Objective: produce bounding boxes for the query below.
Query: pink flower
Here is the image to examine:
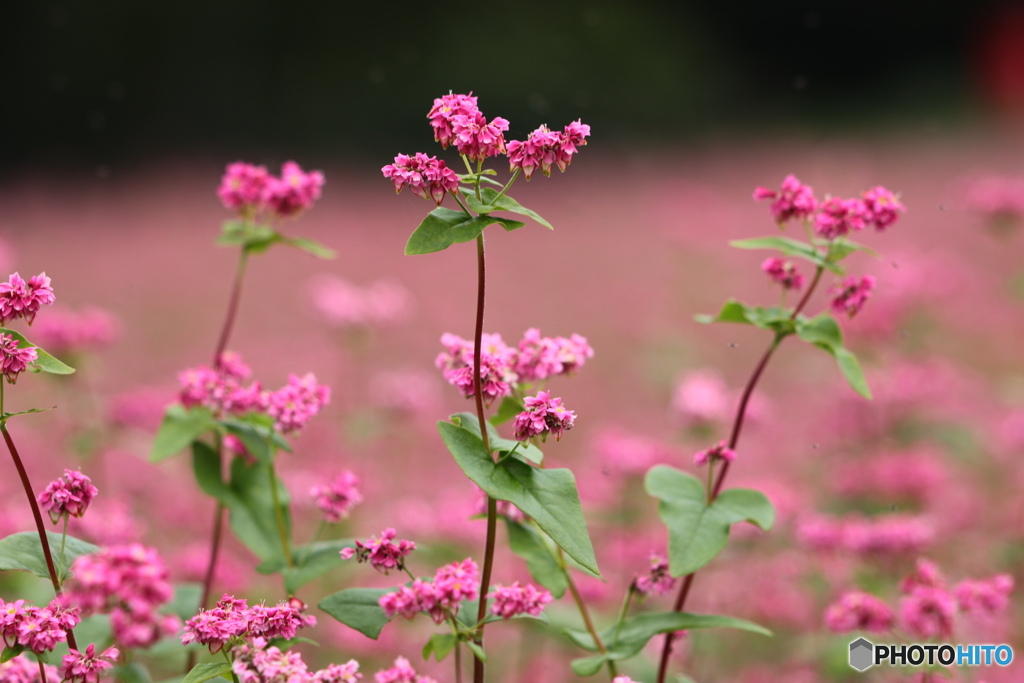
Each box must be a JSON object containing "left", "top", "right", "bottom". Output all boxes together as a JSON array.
[
  {"left": 433, "top": 558, "right": 480, "bottom": 609},
  {"left": 513, "top": 390, "right": 576, "bottom": 442},
  {"left": 428, "top": 93, "right": 480, "bottom": 149},
  {"left": 379, "top": 580, "right": 440, "bottom": 623},
  {"left": 0, "top": 272, "right": 56, "bottom": 326},
  {"left": 693, "top": 440, "right": 736, "bottom": 466},
  {"left": 671, "top": 370, "right": 730, "bottom": 424},
  {"left": 341, "top": 528, "right": 416, "bottom": 575},
  {"left": 313, "top": 661, "right": 362, "bottom": 683},
  {"left": 309, "top": 276, "right": 412, "bottom": 328},
  {"left": 265, "top": 372, "right": 331, "bottom": 435},
  {"left": 311, "top": 472, "right": 363, "bottom": 523},
  {"left": 1, "top": 599, "right": 80, "bottom": 654},
  {"left": 829, "top": 275, "right": 876, "bottom": 318},
  {"left": 824, "top": 591, "right": 894, "bottom": 633},
  {"left": 899, "top": 559, "right": 946, "bottom": 594},
  {"left": 30, "top": 307, "right": 119, "bottom": 356},
  {"left": 954, "top": 574, "right": 1013, "bottom": 615},
  {"left": 814, "top": 197, "right": 868, "bottom": 240},
  {"left": 374, "top": 656, "right": 436, "bottom": 683},
  {"left": 59, "top": 644, "right": 119, "bottom": 683},
  {"left": 489, "top": 582, "right": 552, "bottom": 619},
  {"left": 381, "top": 153, "right": 459, "bottom": 206},
  {"left": 861, "top": 186, "right": 905, "bottom": 231},
  {"left": 451, "top": 112, "right": 509, "bottom": 162},
  {"left": 435, "top": 333, "right": 516, "bottom": 406},
  {"left": 38, "top": 469, "right": 98, "bottom": 523},
  {"left": 753, "top": 175, "right": 817, "bottom": 223},
  {"left": 0, "top": 333, "right": 38, "bottom": 384},
  {"left": 612, "top": 678, "right": 639, "bottom": 683},
  {"left": 761, "top": 257, "right": 805, "bottom": 290},
  {"left": 218, "top": 162, "right": 271, "bottom": 213},
  {"left": 507, "top": 121, "right": 591, "bottom": 180},
  {"left": 262, "top": 161, "right": 324, "bottom": 217},
  {"left": 233, "top": 643, "right": 310, "bottom": 683},
  {"left": 182, "top": 595, "right": 314, "bottom": 652},
  {"left": 900, "top": 587, "right": 956, "bottom": 640},
  {"left": 1, "top": 654, "right": 58, "bottom": 683},
  {"left": 634, "top": 553, "right": 676, "bottom": 596}
]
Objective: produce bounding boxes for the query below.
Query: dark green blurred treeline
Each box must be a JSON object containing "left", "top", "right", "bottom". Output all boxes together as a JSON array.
[{"left": 0, "top": 0, "right": 1007, "bottom": 172}]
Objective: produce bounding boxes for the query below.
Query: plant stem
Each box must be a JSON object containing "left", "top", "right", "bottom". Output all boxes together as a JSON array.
[
  {"left": 268, "top": 464, "right": 294, "bottom": 570},
  {"left": 559, "top": 548, "right": 617, "bottom": 679},
  {"left": 212, "top": 248, "right": 250, "bottom": 367},
  {"left": 454, "top": 641, "right": 463, "bottom": 683},
  {"left": 489, "top": 169, "right": 520, "bottom": 204},
  {"left": 1, "top": 423, "right": 77, "bottom": 651},
  {"left": 471, "top": 233, "right": 495, "bottom": 683},
  {"left": 38, "top": 658, "right": 48, "bottom": 683},
  {"left": 656, "top": 264, "right": 827, "bottom": 683},
  {"left": 610, "top": 587, "right": 635, "bottom": 646},
  {"left": 59, "top": 517, "right": 68, "bottom": 578}
]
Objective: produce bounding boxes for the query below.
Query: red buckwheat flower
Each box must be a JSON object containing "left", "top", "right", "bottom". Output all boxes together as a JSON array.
[
  {"left": 824, "top": 591, "right": 894, "bottom": 633},
  {"left": 829, "top": 275, "right": 876, "bottom": 318},
  {"left": 382, "top": 153, "right": 459, "bottom": 206},
  {"left": 0, "top": 333, "right": 38, "bottom": 384},
  {"left": 693, "top": 441, "right": 736, "bottom": 466},
  {"left": 0, "top": 272, "right": 55, "bottom": 326},
  {"left": 341, "top": 528, "right": 416, "bottom": 575},
  {"left": 38, "top": 469, "right": 98, "bottom": 523},
  {"left": 513, "top": 391, "right": 576, "bottom": 442},
  {"left": 59, "top": 644, "right": 119, "bottom": 683},
  {"left": 761, "top": 257, "right": 805, "bottom": 290},
  {"left": 753, "top": 175, "right": 817, "bottom": 224}
]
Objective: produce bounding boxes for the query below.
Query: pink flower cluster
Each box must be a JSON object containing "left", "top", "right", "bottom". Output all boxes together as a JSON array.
[
  {"left": 428, "top": 92, "right": 510, "bottom": 161},
  {"left": 179, "top": 354, "right": 330, "bottom": 436},
  {"left": 60, "top": 644, "right": 119, "bottom": 683},
  {"left": 761, "top": 257, "right": 805, "bottom": 291},
  {"left": 0, "top": 272, "right": 55, "bottom": 326},
  {"left": 824, "top": 591, "right": 894, "bottom": 633},
  {"left": 374, "top": 656, "right": 436, "bottom": 683},
  {"left": 31, "top": 307, "right": 119, "bottom": 355},
  {"left": 378, "top": 558, "right": 480, "bottom": 624},
  {"left": 381, "top": 153, "right": 459, "bottom": 206},
  {"left": 829, "top": 275, "right": 876, "bottom": 318},
  {"left": 797, "top": 514, "right": 934, "bottom": 556},
  {"left": 181, "top": 594, "right": 316, "bottom": 653},
  {"left": 311, "top": 471, "right": 363, "bottom": 523},
  {"left": 0, "top": 333, "right": 38, "bottom": 384},
  {"left": 0, "top": 598, "right": 80, "bottom": 654},
  {"left": 436, "top": 330, "right": 593, "bottom": 405},
  {"left": 693, "top": 440, "right": 736, "bottom": 466},
  {"left": 513, "top": 390, "right": 576, "bottom": 442},
  {"left": 964, "top": 174, "right": 1024, "bottom": 221},
  {"left": 231, "top": 641, "right": 359, "bottom": 683},
  {"left": 634, "top": 553, "right": 676, "bottom": 596},
  {"left": 507, "top": 120, "right": 591, "bottom": 180},
  {"left": 341, "top": 528, "right": 416, "bottom": 575},
  {"left": 489, "top": 582, "right": 553, "bottom": 619},
  {"left": 218, "top": 161, "right": 324, "bottom": 217},
  {"left": 309, "top": 275, "right": 412, "bottom": 329},
  {"left": 37, "top": 469, "right": 98, "bottom": 523},
  {"left": 753, "top": 175, "right": 904, "bottom": 238},
  {"left": 671, "top": 369, "right": 731, "bottom": 425},
  {"left": 0, "top": 655, "right": 58, "bottom": 683},
  {"left": 61, "top": 544, "right": 177, "bottom": 649}
]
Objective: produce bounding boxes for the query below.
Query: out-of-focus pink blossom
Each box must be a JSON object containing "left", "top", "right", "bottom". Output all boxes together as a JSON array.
[
  {"left": 900, "top": 586, "right": 956, "bottom": 640},
  {"left": 954, "top": 575, "right": 1013, "bottom": 615},
  {"left": 814, "top": 197, "right": 868, "bottom": 240},
  {"left": 507, "top": 121, "right": 591, "bottom": 180},
  {"left": 761, "top": 257, "right": 805, "bottom": 290},
  {"left": 341, "top": 528, "right": 416, "bottom": 575},
  {"left": 832, "top": 448, "right": 949, "bottom": 502},
  {"left": 513, "top": 390, "right": 576, "bottom": 442},
  {"left": 374, "top": 656, "right": 436, "bottom": 683},
  {"left": 752, "top": 175, "right": 817, "bottom": 224},
  {"left": 861, "top": 186, "right": 905, "bottom": 230},
  {"left": 0, "top": 333, "right": 38, "bottom": 384},
  {"left": 107, "top": 387, "right": 168, "bottom": 431},
  {"left": 381, "top": 153, "right": 458, "bottom": 206},
  {"left": 262, "top": 161, "right": 325, "bottom": 217},
  {"left": 0, "top": 272, "right": 55, "bottom": 326},
  {"left": 232, "top": 642, "right": 311, "bottom": 683},
  {"left": 634, "top": 553, "right": 676, "bottom": 596},
  {"left": 59, "top": 644, "right": 119, "bottom": 683},
  {"left": 693, "top": 440, "right": 736, "bottom": 466},
  {"left": 671, "top": 370, "right": 730, "bottom": 425},
  {"left": 1, "top": 655, "right": 58, "bottom": 683},
  {"left": 370, "top": 370, "right": 438, "bottom": 415},
  {"left": 218, "top": 162, "right": 270, "bottom": 213},
  {"left": 797, "top": 514, "right": 934, "bottom": 555},
  {"left": 31, "top": 307, "right": 119, "bottom": 356},
  {"left": 309, "top": 275, "right": 413, "bottom": 329},
  {"left": 312, "top": 660, "right": 362, "bottom": 683},
  {"left": 311, "top": 471, "right": 363, "bottom": 523},
  {"left": 38, "top": 469, "right": 98, "bottom": 523},
  {"left": 963, "top": 174, "right": 1024, "bottom": 222},
  {"left": 824, "top": 591, "right": 894, "bottom": 633},
  {"left": 265, "top": 372, "right": 331, "bottom": 435},
  {"left": 595, "top": 429, "right": 668, "bottom": 474},
  {"left": 899, "top": 559, "right": 947, "bottom": 594},
  {"left": 489, "top": 582, "right": 553, "bottom": 619},
  {"left": 829, "top": 275, "right": 876, "bottom": 318}
]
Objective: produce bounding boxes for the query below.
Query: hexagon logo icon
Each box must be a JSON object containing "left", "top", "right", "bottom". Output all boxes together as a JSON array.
[{"left": 849, "top": 637, "right": 874, "bottom": 672}]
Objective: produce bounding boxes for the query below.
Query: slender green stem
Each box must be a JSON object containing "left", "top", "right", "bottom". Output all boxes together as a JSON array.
[
  {"left": 495, "top": 442, "right": 521, "bottom": 464},
  {"left": 1, "top": 423, "right": 77, "bottom": 651},
  {"left": 268, "top": 465, "right": 294, "bottom": 569},
  {"left": 298, "top": 521, "right": 327, "bottom": 564},
  {"left": 222, "top": 650, "right": 241, "bottom": 683},
  {"left": 558, "top": 548, "right": 617, "bottom": 679},
  {"left": 489, "top": 169, "right": 520, "bottom": 204},
  {"left": 450, "top": 191, "right": 472, "bottom": 216},
  {"left": 58, "top": 516, "right": 68, "bottom": 579},
  {"left": 705, "top": 461, "right": 715, "bottom": 505},
  {"left": 610, "top": 586, "right": 635, "bottom": 646}
]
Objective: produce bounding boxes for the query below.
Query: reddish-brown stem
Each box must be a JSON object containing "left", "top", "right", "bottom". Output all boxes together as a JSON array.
[
  {"left": 471, "top": 233, "right": 495, "bottom": 683},
  {"left": 212, "top": 249, "right": 249, "bottom": 367},
  {"left": 2, "top": 423, "right": 78, "bottom": 651},
  {"left": 656, "top": 265, "right": 826, "bottom": 683},
  {"left": 38, "top": 658, "right": 48, "bottom": 683},
  {"left": 562, "top": 553, "right": 617, "bottom": 678}
]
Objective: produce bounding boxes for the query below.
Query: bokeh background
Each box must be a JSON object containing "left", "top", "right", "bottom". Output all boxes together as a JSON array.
[{"left": 3, "top": 2, "right": 1024, "bottom": 682}]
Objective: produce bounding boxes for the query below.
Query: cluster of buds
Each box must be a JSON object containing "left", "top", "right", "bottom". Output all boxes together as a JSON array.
[
  {"left": 311, "top": 471, "right": 363, "bottom": 523},
  {"left": 341, "top": 528, "right": 416, "bottom": 575},
  {"left": 513, "top": 391, "right": 576, "bottom": 442},
  {"left": 693, "top": 441, "right": 736, "bottom": 467},
  {"left": 217, "top": 161, "right": 324, "bottom": 218},
  {"left": 37, "top": 469, "right": 98, "bottom": 524}
]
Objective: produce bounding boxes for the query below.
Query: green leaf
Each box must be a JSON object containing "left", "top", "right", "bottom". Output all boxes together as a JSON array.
[
  {"left": 115, "top": 662, "right": 153, "bottom": 683},
  {"left": 490, "top": 395, "right": 525, "bottom": 426},
  {"left": 452, "top": 412, "right": 543, "bottom": 464},
  {"left": 820, "top": 238, "right": 880, "bottom": 263},
  {"left": 151, "top": 405, "right": 216, "bottom": 462},
  {"left": 729, "top": 236, "right": 841, "bottom": 274},
  {"left": 220, "top": 418, "right": 288, "bottom": 465},
  {"left": 0, "top": 531, "right": 98, "bottom": 581},
  {"left": 218, "top": 221, "right": 334, "bottom": 259},
  {"left": 182, "top": 663, "right": 233, "bottom": 683},
  {"left": 1, "top": 407, "right": 56, "bottom": 421},
  {"left": 465, "top": 641, "right": 487, "bottom": 663},
  {"left": 278, "top": 236, "right": 336, "bottom": 259},
  {"left": 404, "top": 208, "right": 524, "bottom": 255},
  {"left": 319, "top": 587, "right": 394, "bottom": 639},
  {"left": 460, "top": 188, "right": 554, "bottom": 229},
  {"left": 192, "top": 441, "right": 228, "bottom": 498},
  {"left": 0, "top": 328, "right": 75, "bottom": 375},
  {"left": 281, "top": 539, "right": 354, "bottom": 594},
  {"left": 422, "top": 633, "right": 457, "bottom": 662},
  {"left": 505, "top": 520, "right": 568, "bottom": 598},
  {"left": 1, "top": 644, "right": 25, "bottom": 663},
  {"left": 694, "top": 300, "right": 794, "bottom": 335},
  {"left": 438, "top": 421, "right": 598, "bottom": 574},
  {"left": 795, "top": 314, "right": 872, "bottom": 399},
  {"left": 163, "top": 583, "right": 202, "bottom": 621},
  {"left": 645, "top": 466, "right": 775, "bottom": 577}
]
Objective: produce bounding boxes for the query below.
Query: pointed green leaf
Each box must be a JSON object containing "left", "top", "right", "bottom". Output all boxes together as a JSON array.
[
  {"left": 795, "top": 314, "right": 872, "bottom": 399},
  {"left": 465, "top": 641, "right": 487, "bottom": 663},
  {"left": 645, "top": 466, "right": 774, "bottom": 577},
  {"left": 281, "top": 539, "right": 354, "bottom": 594},
  {"left": 1, "top": 645, "right": 25, "bottom": 663},
  {"left": 115, "top": 662, "right": 153, "bottom": 683},
  {"left": 0, "top": 532, "right": 98, "bottom": 581},
  {"left": 438, "top": 421, "right": 597, "bottom": 574},
  {"left": 1, "top": 407, "right": 56, "bottom": 421},
  {"left": 452, "top": 412, "right": 543, "bottom": 464},
  {"left": 404, "top": 208, "right": 523, "bottom": 255},
  {"left": 163, "top": 583, "right": 202, "bottom": 621},
  {"left": 182, "top": 663, "right": 233, "bottom": 683},
  {"left": 422, "top": 633, "right": 457, "bottom": 662},
  {"left": 730, "top": 236, "right": 840, "bottom": 273},
  {"left": 491, "top": 395, "right": 525, "bottom": 426},
  {"left": 279, "top": 235, "right": 336, "bottom": 259},
  {"left": 461, "top": 188, "right": 553, "bottom": 229},
  {"left": 694, "top": 300, "right": 794, "bottom": 335},
  {"left": 0, "top": 328, "right": 75, "bottom": 375},
  {"left": 318, "top": 587, "right": 394, "bottom": 639},
  {"left": 151, "top": 405, "right": 216, "bottom": 462},
  {"left": 505, "top": 520, "right": 568, "bottom": 598}
]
